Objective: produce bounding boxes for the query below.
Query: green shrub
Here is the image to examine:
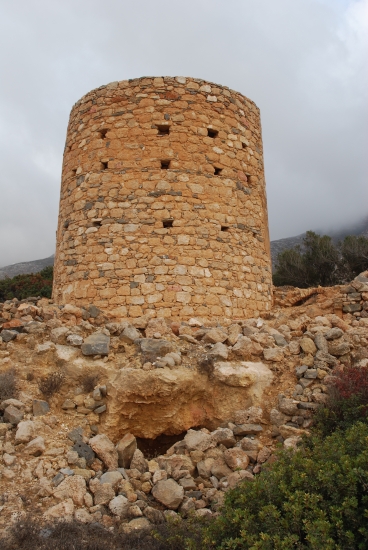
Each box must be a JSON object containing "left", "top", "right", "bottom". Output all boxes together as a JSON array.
[
  {"left": 273, "top": 231, "right": 368, "bottom": 288},
  {"left": 202, "top": 423, "right": 368, "bottom": 549},
  {"left": 314, "top": 365, "right": 368, "bottom": 436},
  {"left": 0, "top": 266, "right": 53, "bottom": 301}
]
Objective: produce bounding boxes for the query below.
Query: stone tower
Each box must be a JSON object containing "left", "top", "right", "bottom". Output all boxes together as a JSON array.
[{"left": 53, "top": 76, "right": 272, "bottom": 321}]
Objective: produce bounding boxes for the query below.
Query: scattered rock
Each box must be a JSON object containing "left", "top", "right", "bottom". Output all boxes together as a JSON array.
[
  {"left": 25, "top": 436, "right": 45, "bottom": 456},
  {"left": 32, "top": 399, "right": 50, "bottom": 417},
  {"left": 89, "top": 434, "right": 118, "bottom": 469},
  {"left": 152, "top": 479, "right": 184, "bottom": 510},
  {"left": 81, "top": 333, "right": 110, "bottom": 356},
  {"left": 109, "top": 494, "right": 130, "bottom": 517}
]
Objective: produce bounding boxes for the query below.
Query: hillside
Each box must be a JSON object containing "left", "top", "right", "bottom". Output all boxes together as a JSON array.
[
  {"left": 0, "top": 270, "right": 367, "bottom": 545},
  {"left": 0, "top": 255, "right": 54, "bottom": 280}
]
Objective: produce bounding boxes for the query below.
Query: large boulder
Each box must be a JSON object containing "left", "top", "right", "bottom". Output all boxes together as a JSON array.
[
  {"left": 53, "top": 475, "right": 86, "bottom": 506},
  {"left": 15, "top": 420, "right": 36, "bottom": 443},
  {"left": 116, "top": 433, "right": 137, "bottom": 468},
  {"left": 152, "top": 479, "right": 184, "bottom": 510},
  {"left": 224, "top": 448, "right": 250, "bottom": 470},
  {"left": 138, "top": 338, "right": 174, "bottom": 356},
  {"left": 89, "top": 434, "right": 118, "bottom": 469},
  {"left": 213, "top": 362, "right": 273, "bottom": 394},
  {"left": 99, "top": 471, "right": 123, "bottom": 489},
  {"left": 81, "top": 333, "right": 110, "bottom": 356},
  {"left": 109, "top": 495, "right": 130, "bottom": 517},
  {"left": 104, "top": 361, "right": 273, "bottom": 439},
  {"left": 184, "top": 430, "right": 214, "bottom": 452},
  {"left": 25, "top": 436, "right": 45, "bottom": 456},
  {"left": 232, "top": 336, "right": 263, "bottom": 359}
]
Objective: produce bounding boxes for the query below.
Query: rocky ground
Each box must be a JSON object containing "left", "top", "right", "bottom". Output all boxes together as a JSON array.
[{"left": 0, "top": 272, "right": 367, "bottom": 535}]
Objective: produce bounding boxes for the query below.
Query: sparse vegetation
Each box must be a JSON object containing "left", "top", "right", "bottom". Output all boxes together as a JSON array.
[
  {"left": 0, "top": 266, "right": 53, "bottom": 301},
  {"left": 38, "top": 371, "right": 64, "bottom": 397},
  {"left": 81, "top": 373, "right": 99, "bottom": 393},
  {"left": 0, "top": 368, "right": 17, "bottom": 400},
  {"left": 273, "top": 231, "right": 368, "bottom": 287},
  {"left": 0, "top": 516, "right": 205, "bottom": 550},
  {"left": 314, "top": 365, "right": 368, "bottom": 436},
  {"left": 197, "top": 355, "right": 215, "bottom": 378}
]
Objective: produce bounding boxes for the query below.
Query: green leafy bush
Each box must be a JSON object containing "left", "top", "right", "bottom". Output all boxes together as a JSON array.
[
  {"left": 273, "top": 231, "right": 368, "bottom": 287},
  {"left": 314, "top": 365, "right": 368, "bottom": 436},
  {"left": 202, "top": 423, "right": 368, "bottom": 549},
  {"left": 0, "top": 266, "right": 53, "bottom": 301}
]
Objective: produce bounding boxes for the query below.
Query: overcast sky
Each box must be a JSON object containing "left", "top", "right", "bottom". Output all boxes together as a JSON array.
[{"left": 0, "top": 0, "right": 367, "bottom": 267}]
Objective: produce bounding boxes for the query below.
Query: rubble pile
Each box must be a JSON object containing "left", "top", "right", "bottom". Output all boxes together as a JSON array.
[{"left": 0, "top": 271, "right": 367, "bottom": 532}]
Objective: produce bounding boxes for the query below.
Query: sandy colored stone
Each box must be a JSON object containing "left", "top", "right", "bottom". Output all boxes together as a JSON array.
[
  {"left": 44, "top": 498, "right": 75, "bottom": 520},
  {"left": 300, "top": 337, "right": 317, "bottom": 355},
  {"left": 109, "top": 494, "right": 130, "bottom": 517},
  {"left": 223, "top": 448, "right": 250, "bottom": 470},
  {"left": 116, "top": 433, "right": 137, "bottom": 468},
  {"left": 52, "top": 77, "right": 272, "bottom": 321},
  {"left": 89, "top": 434, "right": 118, "bottom": 469},
  {"left": 233, "top": 336, "right": 263, "bottom": 359},
  {"left": 15, "top": 420, "right": 36, "bottom": 443},
  {"left": 53, "top": 475, "right": 87, "bottom": 506},
  {"left": 104, "top": 364, "right": 273, "bottom": 439},
  {"left": 25, "top": 436, "right": 45, "bottom": 456},
  {"left": 152, "top": 479, "right": 184, "bottom": 510}
]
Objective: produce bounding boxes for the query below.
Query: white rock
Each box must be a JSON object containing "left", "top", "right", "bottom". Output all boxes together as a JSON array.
[
  {"left": 109, "top": 494, "right": 130, "bottom": 517},
  {"left": 25, "top": 436, "right": 45, "bottom": 456},
  {"left": 44, "top": 498, "right": 74, "bottom": 520},
  {"left": 15, "top": 420, "right": 35, "bottom": 443}
]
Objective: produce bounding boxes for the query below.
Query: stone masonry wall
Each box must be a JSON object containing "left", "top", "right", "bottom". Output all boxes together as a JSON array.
[{"left": 53, "top": 76, "right": 272, "bottom": 320}]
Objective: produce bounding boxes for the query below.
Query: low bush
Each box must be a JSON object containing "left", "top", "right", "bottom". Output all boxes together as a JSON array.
[
  {"left": 38, "top": 371, "right": 64, "bottom": 397},
  {"left": 0, "top": 516, "right": 206, "bottom": 550},
  {"left": 202, "top": 423, "right": 368, "bottom": 549},
  {"left": 81, "top": 373, "right": 99, "bottom": 394},
  {"left": 314, "top": 365, "right": 368, "bottom": 436},
  {"left": 0, "top": 368, "right": 17, "bottom": 400},
  {"left": 0, "top": 266, "right": 53, "bottom": 301}
]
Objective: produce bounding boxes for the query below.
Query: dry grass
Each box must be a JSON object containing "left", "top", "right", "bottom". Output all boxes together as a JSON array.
[
  {"left": 81, "top": 373, "right": 99, "bottom": 394},
  {"left": 0, "top": 368, "right": 17, "bottom": 401},
  {"left": 38, "top": 371, "right": 64, "bottom": 397},
  {"left": 0, "top": 517, "right": 206, "bottom": 550}
]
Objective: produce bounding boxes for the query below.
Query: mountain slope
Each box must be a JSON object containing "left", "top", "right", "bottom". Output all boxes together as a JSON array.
[{"left": 0, "top": 255, "right": 55, "bottom": 280}]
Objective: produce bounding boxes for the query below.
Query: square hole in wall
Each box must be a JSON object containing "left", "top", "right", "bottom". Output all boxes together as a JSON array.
[
  {"left": 221, "top": 226, "right": 229, "bottom": 232},
  {"left": 72, "top": 169, "right": 77, "bottom": 177},
  {"left": 214, "top": 167, "right": 223, "bottom": 175},
  {"left": 242, "top": 142, "right": 247, "bottom": 149},
  {"left": 99, "top": 129, "right": 109, "bottom": 139},
  {"left": 207, "top": 128, "right": 218, "bottom": 138},
  {"left": 161, "top": 160, "right": 171, "bottom": 169},
  {"left": 163, "top": 219, "right": 174, "bottom": 228},
  {"left": 157, "top": 125, "right": 170, "bottom": 136},
  {"left": 101, "top": 161, "right": 108, "bottom": 170}
]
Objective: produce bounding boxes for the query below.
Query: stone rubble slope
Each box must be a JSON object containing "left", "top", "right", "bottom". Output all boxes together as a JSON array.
[{"left": 0, "top": 271, "right": 367, "bottom": 533}]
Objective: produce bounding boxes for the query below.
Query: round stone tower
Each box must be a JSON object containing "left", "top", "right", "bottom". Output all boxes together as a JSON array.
[{"left": 53, "top": 76, "right": 272, "bottom": 320}]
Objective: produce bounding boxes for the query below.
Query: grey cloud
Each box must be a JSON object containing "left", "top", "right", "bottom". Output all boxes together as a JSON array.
[{"left": 0, "top": 0, "right": 367, "bottom": 266}]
